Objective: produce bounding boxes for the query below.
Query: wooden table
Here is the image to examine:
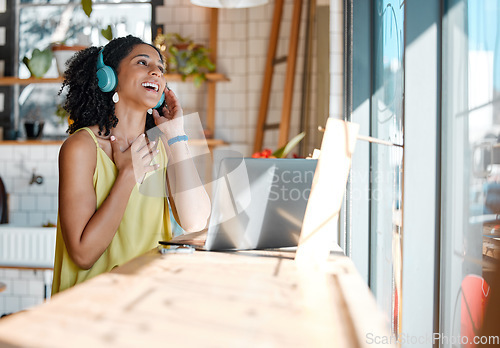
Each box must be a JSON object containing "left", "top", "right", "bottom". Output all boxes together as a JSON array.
[{"left": 0, "top": 248, "right": 392, "bottom": 348}]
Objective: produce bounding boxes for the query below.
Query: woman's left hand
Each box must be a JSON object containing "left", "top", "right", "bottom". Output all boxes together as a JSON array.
[{"left": 152, "top": 88, "right": 185, "bottom": 139}]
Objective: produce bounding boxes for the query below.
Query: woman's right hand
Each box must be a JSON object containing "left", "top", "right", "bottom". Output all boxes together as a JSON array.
[{"left": 110, "top": 134, "right": 159, "bottom": 184}]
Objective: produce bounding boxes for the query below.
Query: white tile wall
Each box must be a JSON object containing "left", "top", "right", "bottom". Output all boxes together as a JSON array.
[
  {"left": 330, "top": 0, "right": 344, "bottom": 120},
  {"left": 0, "top": 268, "right": 52, "bottom": 317},
  {"left": 0, "top": 145, "right": 60, "bottom": 227},
  {"left": 156, "top": 0, "right": 327, "bottom": 156}
]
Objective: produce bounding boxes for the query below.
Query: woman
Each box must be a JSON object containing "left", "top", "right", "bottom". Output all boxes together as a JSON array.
[{"left": 52, "top": 35, "right": 211, "bottom": 294}]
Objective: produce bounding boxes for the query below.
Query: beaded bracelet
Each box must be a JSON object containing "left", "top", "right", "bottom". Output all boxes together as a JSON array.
[{"left": 167, "top": 135, "right": 188, "bottom": 146}]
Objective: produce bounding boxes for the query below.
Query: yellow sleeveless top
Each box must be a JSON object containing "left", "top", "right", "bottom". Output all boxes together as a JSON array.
[{"left": 52, "top": 127, "right": 172, "bottom": 295}]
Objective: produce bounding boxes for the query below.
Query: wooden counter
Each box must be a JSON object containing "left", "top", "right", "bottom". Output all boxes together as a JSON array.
[{"left": 0, "top": 248, "right": 393, "bottom": 348}]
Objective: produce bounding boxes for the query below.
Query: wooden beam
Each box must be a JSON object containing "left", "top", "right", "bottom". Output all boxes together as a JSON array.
[
  {"left": 206, "top": 8, "right": 219, "bottom": 135},
  {"left": 278, "top": 0, "right": 303, "bottom": 148},
  {"left": 253, "top": 0, "right": 285, "bottom": 153}
]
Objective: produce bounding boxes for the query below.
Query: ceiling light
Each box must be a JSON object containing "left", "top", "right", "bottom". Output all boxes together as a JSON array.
[{"left": 191, "top": 0, "right": 269, "bottom": 8}]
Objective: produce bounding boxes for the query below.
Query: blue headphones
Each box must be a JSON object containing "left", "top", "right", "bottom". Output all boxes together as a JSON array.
[{"left": 96, "top": 48, "right": 165, "bottom": 109}]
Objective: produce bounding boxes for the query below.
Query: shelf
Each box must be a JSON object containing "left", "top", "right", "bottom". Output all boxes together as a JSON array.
[
  {"left": 0, "top": 77, "right": 64, "bottom": 85},
  {"left": 0, "top": 138, "right": 228, "bottom": 147},
  {"left": 0, "top": 139, "right": 64, "bottom": 145},
  {"left": 0, "top": 73, "right": 229, "bottom": 86}
]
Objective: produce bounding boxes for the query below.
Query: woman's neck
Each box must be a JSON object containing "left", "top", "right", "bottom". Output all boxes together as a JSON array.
[{"left": 111, "top": 103, "right": 148, "bottom": 144}]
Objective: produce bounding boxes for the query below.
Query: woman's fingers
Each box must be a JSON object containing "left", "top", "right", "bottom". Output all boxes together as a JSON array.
[
  {"left": 143, "top": 163, "right": 160, "bottom": 173},
  {"left": 131, "top": 134, "right": 147, "bottom": 152}
]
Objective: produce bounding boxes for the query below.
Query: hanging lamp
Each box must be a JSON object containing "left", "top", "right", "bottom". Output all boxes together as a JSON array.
[{"left": 190, "top": 0, "right": 268, "bottom": 8}]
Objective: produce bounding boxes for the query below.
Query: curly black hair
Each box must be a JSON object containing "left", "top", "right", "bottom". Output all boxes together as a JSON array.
[{"left": 60, "top": 35, "right": 163, "bottom": 136}]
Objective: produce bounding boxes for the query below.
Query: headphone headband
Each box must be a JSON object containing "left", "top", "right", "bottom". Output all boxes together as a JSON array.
[{"left": 97, "top": 48, "right": 106, "bottom": 70}]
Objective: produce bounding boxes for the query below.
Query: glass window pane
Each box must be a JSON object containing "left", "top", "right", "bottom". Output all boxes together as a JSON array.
[
  {"left": 441, "top": 0, "right": 499, "bottom": 344},
  {"left": 369, "top": 0, "right": 404, "bottom": 336},
  {"left": 372, "top": 0, "right": 404, "bottom": 147},
  {"left": 369, "top": 143, "right": 403, "bottom": 333},
  {"left": 17, "top": 1, "right": 152, "bottom": 139}
]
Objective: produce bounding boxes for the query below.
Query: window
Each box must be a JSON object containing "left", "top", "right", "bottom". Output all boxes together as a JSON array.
[
  {"left": 441, "top": 0, "right": 499, "bottom": 344},
  {"left": 345, "top": 0, "right": 404, "bottom": 336},
  {"left": 15, "top": 0, "right": 152, "bottom": 138}
]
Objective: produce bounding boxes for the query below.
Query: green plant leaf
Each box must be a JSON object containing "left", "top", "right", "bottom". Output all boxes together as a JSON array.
[
  {"left": 101, "top": 25, "right": 113, "bottom": 41},
  {"left": 24, "top": 48, "right": 53, "bottom": 78},
  {"left": 81, "top": 0, "right": 92, "bottom": 17},
  {"left": 193, "top": 74, "right": 205, "bottom": 88},
  {"left": 272, "top": 132, "right": 306, "bottom": 158}
]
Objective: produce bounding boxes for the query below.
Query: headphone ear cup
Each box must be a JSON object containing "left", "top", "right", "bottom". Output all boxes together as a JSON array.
[
  {"left": 97, "top": 66, "right": 117, "bottom": 93},
  {"left": 154, "top": 92, "right": 165, "bottom": 109}
]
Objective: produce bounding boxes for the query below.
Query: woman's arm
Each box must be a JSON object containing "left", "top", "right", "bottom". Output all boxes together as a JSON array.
[
  {"left": 58, "top": 131, "right": 157, "bottom": 269},
  {"left": 152, "top": 89, "right": 211, "bottom": 232},
  {"left": 163, "top": 136, "right": 211, "bottom": 232}
]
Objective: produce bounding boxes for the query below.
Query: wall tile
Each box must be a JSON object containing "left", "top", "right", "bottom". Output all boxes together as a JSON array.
[
  {"left": 181, "top": 23, "right": 197, "bottom": 37},
  {"left": 0, "top": 297, "right": 4, "bottom": 315},
  {"left": 45, "top": 146, "right": 60, "bottom": 161},
  {"left": 173, "top": 7, "right": 190, "bottom": 23},
  {"left": 249, "top": 5, "right": 268, "bottom": 21},
  {"left": 36, "top": 195, "right": 53, "bottom": 212},
  {"left": 0, "top": 161, "right": 5, "bottom": 178},
  {"left": 164, "top": 23, "right": 181, "bottom": 34},
  {"left": 27, "top": 146, "right": 44, "bottom": 161},
  {"left": 11, "top": 280, "right": 28, "bottom": 296},
  {"left": 219, "top": 23, "right": 232, "bottom": 40},
  {"left": 20, "top": 195, "right": 36, "bottom": 211},
  {"left": 330, "top": 95, "right": 343, "bottom": 116},
  {"left": 4, "top": 296, "right": 20, "bottom": 314},
  {"left": 0, "top": 279, "right": 12, "bottom": 295},
  {"left": 29, "top": 212, "right": 46, "bottom": 227},
  {"left": 28, "top": 279, "right": 44, "bottom": 297},
  {"left": 232, "top": 93, "right": 247, "bottom": 111},
  {"left": 167, "top": 0, "right": 182, "bottom": 6},
  {"left": 216, "top": 93, "right": 232, "bottom": 110},
  {"left": 44, "top": 212, "right": 57, "bottom": 226},
  {"left": 330, "top": 53, "right": 343, "bottom": 74},
  {"left": 43, "top": 178, "right": 59, "bottom": 195},
  {"left": 191, "top": 6, "right": 209, "bottom": 23},
  {"left": 232, "top": 58, "right": 247, "bottom": 75},
  {"left": 9, "top": 212, "right": 28, "bottom": 226},
  {"left": 330, "top": 11, "right": 343, "bottom": 34},
  {"left": 330, "top": 33, "right": 343, "bottom": 54},
  {"left": 331, "top": 74, "right": 343, "bottom": 95},
  {"left": 11, "top": 146, "right": 29, "bottom": 163},
  {"left": 0, "top": 146, "right": 13, "bottom": 160},
  {"left": 156, "top": 6, "right": 173, "bottom": 24},
  {"left": 3, "top": 269, "right": 19, "bottom": 279},
  {"left": 233, "top": 23, "right": 246, "bottom": 39},
  {"left": 248, "top": 39, "right": 266, "bottom": 57}
]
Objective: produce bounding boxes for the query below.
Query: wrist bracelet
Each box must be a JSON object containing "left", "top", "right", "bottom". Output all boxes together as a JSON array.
[{"left": 167, "top": 135, "right": 188, "bottom": 146}]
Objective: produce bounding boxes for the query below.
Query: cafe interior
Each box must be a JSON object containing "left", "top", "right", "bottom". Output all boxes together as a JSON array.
[{"left": 0, "top": 0, "right": 499, "bottom": 347}]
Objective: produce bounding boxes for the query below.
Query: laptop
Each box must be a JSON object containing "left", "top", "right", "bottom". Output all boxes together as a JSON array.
[{"left": 159, "top": 157, "right": 317, "bottom": 251}]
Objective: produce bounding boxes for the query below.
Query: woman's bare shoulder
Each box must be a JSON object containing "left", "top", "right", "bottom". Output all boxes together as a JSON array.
[{"left": 59, "top": 128, "right": 97, "bottom": 166}]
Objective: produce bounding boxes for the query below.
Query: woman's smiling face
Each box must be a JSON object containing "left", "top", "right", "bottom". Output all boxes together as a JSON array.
[{"left": 116, "top": 43, "right": 166, "bottom": 109}]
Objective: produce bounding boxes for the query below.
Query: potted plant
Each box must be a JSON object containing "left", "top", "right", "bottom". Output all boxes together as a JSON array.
[
  {"left": 22, "top": 46, "right": 53, "bottom": 79},
  {"left": 251, "top": 132, "right": 306, "bottom": 158},
  {"left": 23, "top": 108, "right": 45, "bottom": 140},
  {"left": 154, "top": 31, "right": 216, "bottom": 87}
]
